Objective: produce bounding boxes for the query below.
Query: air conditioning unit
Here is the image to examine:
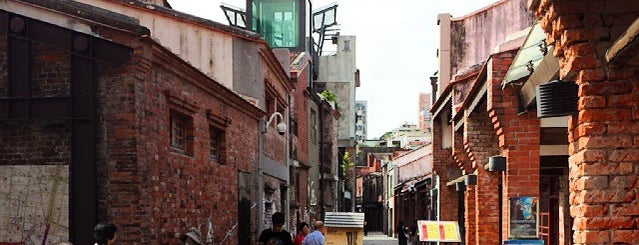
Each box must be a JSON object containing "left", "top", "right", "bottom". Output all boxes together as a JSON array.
[{"left": 536, "top": 80, "right": 578, "bottom": 118}]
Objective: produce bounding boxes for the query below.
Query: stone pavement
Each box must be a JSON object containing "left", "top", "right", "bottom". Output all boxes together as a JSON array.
[{"left": 363, "top": 231, "right": 397, "bottom": 245}]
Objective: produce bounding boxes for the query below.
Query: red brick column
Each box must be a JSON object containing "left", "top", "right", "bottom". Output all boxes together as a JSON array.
[
  {"left": 453, "top": 129, "right": 476, "bottom": 244},
  {"left": 465, "top": 184, "right": 477, "bottom": 245},
  {"left": 487, "top": 50, "right": 541, "bottom": 241},
  {"left": 465, "top": 102, "right": 501, "bottom": 244},
  {"left": 533, "top": 0, "right": 639, "bottom": 243},
  {"left": 432, "top": 116, "right": 459, "bottom": 222}
]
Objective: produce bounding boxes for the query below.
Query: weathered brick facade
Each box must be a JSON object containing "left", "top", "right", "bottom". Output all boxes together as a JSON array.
[
  {"left": 486, "top": 50, "right": 542, "bottom": 241},
  {"left": 466, "top": 104, "right": 502, "bottom": 244},
  {"left": 532, "top": 0, "right": 639, "bottom": 243},
  {"left": 289, "top": 53, "right": 312, "bottom": 231},
  {"left": 430, "top": 110, "right": 459, "bottom": 223},
  {"left": 0, "top": 5, "right": 275, "bottom": 244}
]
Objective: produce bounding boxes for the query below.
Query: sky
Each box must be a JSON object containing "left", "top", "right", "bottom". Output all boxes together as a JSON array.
[{"left": 170, "top": 0, "right": 499, "bottom": 139}]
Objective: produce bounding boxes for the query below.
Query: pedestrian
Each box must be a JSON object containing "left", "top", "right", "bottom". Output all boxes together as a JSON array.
[
  {"left": 180, "top": 227, "right": 203, "bottom": 245},
  {"left": 363, "top": 221, "right": 368, "bottom": 236},
  {"left": 293, "top": 222, "right": 310, "bottom": 245},
  {"left": 407, "top": 225, "right": 418, "bottom": 245},
  {"left": 259, "top": 212, "right": 293, "bottom": 245},
  {"left": 396, "top": 221, "right": 407, "bottom": 245},
  {"left": 302, "top": 221, "right": 325, "bottom": 245},
  {"left": 93, "top": 222, "right": 117, "bottom": 245}
]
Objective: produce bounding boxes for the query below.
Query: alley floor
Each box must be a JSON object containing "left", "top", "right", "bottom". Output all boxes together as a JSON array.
[{"left": 363, "top": 232, "right": 397, "bottom": 245}]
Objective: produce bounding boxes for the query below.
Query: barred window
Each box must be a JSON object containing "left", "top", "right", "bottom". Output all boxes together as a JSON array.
[
  {"left": 209, "top": 125, "right": 226, "bottom": 164},
  {"left": 170, "top": 111, "right": 193, "bottom": 155},
  {"left": 171, "top": 115, "right": 185, "bottom": 149}
]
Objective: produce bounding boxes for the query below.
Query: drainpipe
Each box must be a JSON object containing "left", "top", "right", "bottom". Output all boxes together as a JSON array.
[
  {"left": 319, "top": 103, "right": 325, "bottom": 220},
  {"left": 257, "top": 118, "right": 265, "bottom": 235},
  {"left": 286, "top": 94, "right": 291, "bottom": 230},
  {"left": 498, "top": 172, "right": 503, "bottom": 243}
]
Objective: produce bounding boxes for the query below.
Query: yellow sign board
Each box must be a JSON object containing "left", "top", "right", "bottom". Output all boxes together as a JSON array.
[{"left": 417, "top": 220, "right": 461, "bottom": 242}]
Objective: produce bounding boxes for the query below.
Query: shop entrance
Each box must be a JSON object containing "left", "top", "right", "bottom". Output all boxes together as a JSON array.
[{"left": 540, "top": 156, "right": 572, "bottom": 245}]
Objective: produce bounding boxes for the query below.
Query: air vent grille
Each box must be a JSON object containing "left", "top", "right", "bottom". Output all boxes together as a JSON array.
[{"left": 536, "top": 80, "right": 578, "bottom": 118}]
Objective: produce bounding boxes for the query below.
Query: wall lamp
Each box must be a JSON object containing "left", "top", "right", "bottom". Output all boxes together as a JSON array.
[
  {"left": 455, "top": 182, "right": 465, "bottom": 192},
  {"left": 464, "top": 174, "right": 477, "bottom": 186},
  {"left": 262, "top": 112, "right": 287, "bottom": 135},
  {"left": 486, "top": 156, "right": 507, "bottom": 172}
]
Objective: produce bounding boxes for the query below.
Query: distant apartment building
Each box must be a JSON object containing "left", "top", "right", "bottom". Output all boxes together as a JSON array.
[
  {"left": 381, "top": 123, "right": 430, "bottom": 149},
  {"left": 355, "top": 101, "right": 368, "bottom": 142},
  {"left": 418, "top": 93, "right": 432, "bottom": 134}
]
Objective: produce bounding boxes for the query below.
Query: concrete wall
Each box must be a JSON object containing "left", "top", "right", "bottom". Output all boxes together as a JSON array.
[
  {"left": 438, "top": 0, "right": 534, "bottom": 94},
  {"left": 317, "top": 36, "right": 357, "bottom": 147},
  {"left": 75, "top": 0, "right": 236, "bottom": 89},
  {"left": 233, "top": 38, "right": 264, "bottom": 103}
]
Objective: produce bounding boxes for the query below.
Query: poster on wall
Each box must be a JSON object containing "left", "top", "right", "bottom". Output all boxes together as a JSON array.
[{"left": 508, "top": 196, "right": 539, "bottom": 239}]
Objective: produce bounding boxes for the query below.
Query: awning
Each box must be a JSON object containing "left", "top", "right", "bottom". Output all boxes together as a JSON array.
[{"left": 502, "top": 22, "right": 549, "bottom": 87}]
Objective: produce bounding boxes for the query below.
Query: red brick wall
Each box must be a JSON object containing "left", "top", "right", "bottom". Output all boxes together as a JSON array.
[
  {"left": 487, "top": 50, "right": 541, "bottom": 240},
  {"left": 129, "top": 40, "right": 260, "bottom": 244},
  {"left": 290, "top": 54, "right": 311, "bottom": 226},
  {"left": 464, "top": 185, "right": 477, "bottom": 245},
  {"left": 464, "top": 102, "right": 501, "bottom": 244},
  {"left": 0, "top": 34, "right": 74, "bottom": 242},
  {"left": 534, "top": 0, "right": 639, "bottom": 243},
  {"left": 0, "top": 25, "right": 262, "bottom": 244},
  {"left": 0, "top": 38, "right": 72, "bottom": 166},
  {"left": 453, "top": 128, "right": 476, "bottom": 244},
  {"left": 431, "top": 116, "right": 459, "bottom": 222}
]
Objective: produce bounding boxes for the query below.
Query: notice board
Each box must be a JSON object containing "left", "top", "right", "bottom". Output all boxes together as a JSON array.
[{"left": 417, "top": 220, "right": 461, "bottom": 242}]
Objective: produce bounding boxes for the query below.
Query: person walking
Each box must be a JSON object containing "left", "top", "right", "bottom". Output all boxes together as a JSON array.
[
  {"left": 93, "top": 222, "right": 117, "bottom": 245},
  {"left": 397, "top": 221, "right": 407, "bottom": 245},
  {"left": 293, "top": 222, "right": 310, "bottom": 245},
  {"left": 259, "top": 212, "right": 293, "bottom": 245},
  {"left": 302, "top": 221, "right": 325, "bottom": 245}
]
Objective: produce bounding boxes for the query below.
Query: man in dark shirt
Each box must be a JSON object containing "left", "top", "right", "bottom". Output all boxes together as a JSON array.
[{"left": 259, "top": 212, "right": 293, "bottom": 245}]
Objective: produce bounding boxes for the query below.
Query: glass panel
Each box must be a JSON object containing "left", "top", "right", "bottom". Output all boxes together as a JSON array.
[
  {"left": 313, "top": 14, "right": 322, "bottom": 30},
  {"left": 254, "top": 0, "right": 298, "bottom": 48}
]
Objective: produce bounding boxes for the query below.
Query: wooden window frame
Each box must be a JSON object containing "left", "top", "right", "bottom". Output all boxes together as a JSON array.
[
  {"left": 170, "top": 111, "right": 194, "bottom": 156},
  {"left": 209, "top": 125, "right": 226, "bottom": 165}
]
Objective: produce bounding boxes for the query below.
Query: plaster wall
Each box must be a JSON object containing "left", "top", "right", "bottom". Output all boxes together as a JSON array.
[
  {"left": 76, "top": 0, "right": 236, "bottom": 88},
  {"left": 394, "top": 146, "right": 433, "bottom": 182},
  {"left": 317, "top": 36, "right": 357, "bottom": 147}
]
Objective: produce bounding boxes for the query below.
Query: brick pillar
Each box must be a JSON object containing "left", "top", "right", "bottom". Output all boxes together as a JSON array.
[
  {"left": 465, "top": 102, "right": 501, "bottom": 244},
  {"left": 465, "top": 184, "right": 477, "bottom": 245},
  {"left": 454, "top": 128, "right": 476, "bottom": 245},
  {"left": 533, "top": 0, "right": 639, "bottom": 243},
  {"left": 432, "top": 115, "right": 458, "bottom": 222},
  {"left": 487, "top": 50, "right": 541, "bottom": 241}
]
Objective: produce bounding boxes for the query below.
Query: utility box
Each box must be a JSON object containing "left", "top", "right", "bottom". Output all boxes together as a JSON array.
[{"left": 324, "top": 212, "right": 365, "bottom": 245}]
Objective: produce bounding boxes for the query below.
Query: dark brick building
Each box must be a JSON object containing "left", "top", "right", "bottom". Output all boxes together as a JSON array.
[{"left": 0, "top": 1, "right": 294, "bottom": 244}]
